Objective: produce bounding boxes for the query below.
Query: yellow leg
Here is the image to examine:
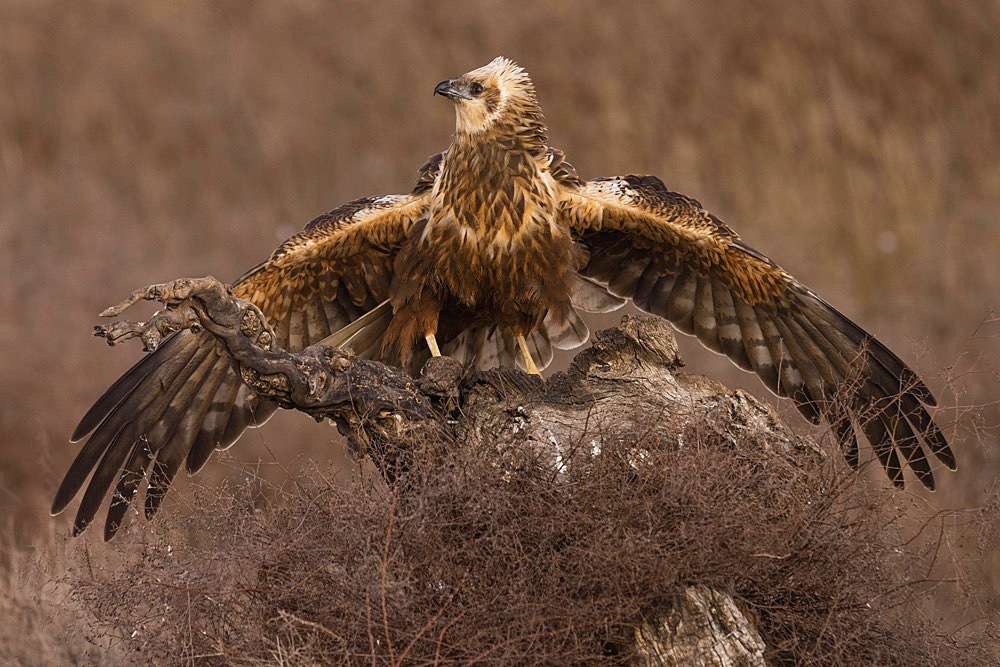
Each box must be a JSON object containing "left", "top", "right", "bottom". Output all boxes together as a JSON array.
[
  {"left": 425, "top": 333, "right": 441, "bottom": 357},
  {"left": 515, "top": 334, "right": 542, "bottom": 376}
]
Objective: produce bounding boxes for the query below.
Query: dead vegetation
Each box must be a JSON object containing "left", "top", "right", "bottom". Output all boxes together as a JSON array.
[{"left": 63, "top": 433, "right": 987, "bottom": 665}]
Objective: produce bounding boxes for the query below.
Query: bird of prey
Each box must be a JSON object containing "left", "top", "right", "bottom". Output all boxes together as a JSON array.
[{"left": 53, "top": 57, "right": 955, "bottom": 540}]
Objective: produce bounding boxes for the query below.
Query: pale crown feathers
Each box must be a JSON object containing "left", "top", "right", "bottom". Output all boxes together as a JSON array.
[{"left": 435, "top": 57, "right": 538, "bottom": 136}]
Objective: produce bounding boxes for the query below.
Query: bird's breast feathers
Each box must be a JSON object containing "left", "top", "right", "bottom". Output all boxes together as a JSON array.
[
  {"left": 425, "top": 148, "right": 566, "bottom": 260},
  {"left": 405, "top": 148, "right": 575, "bottom": 312}
]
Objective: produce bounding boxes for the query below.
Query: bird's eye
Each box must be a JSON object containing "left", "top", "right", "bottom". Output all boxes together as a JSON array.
[{"left": 469, "top": 82, "right": 485, "bottom": 96}]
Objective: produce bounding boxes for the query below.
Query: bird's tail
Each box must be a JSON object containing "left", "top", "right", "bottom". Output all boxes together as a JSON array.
[{"left": 442, "top": 273, "right": 626, "bottom": 372}]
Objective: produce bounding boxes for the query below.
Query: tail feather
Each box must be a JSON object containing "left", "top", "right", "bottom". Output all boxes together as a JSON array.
[
  {"left": 490, "top": 329, "right": 518, "bottom": 369},
  {"left": 441, "top": 326, "right": 516, "bottom": 371},
  {"left": 545, "top": 307, "right": 590, "bottom": 351},
  {"left": 320, "top": 299, "right": 393, "bottom": 351},
  {"left": 442, "top": 328, "right": 488, "bottom": 367},
  {"left": 569, "top": 273, "right": 626, "bottom": 313},
  {"left": 524, "top": 328, "right": 554, "bottom": 371}
]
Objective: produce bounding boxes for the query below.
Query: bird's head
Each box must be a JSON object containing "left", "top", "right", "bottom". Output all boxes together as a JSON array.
[{"left": 435, "top": 57, "right": 542, "bottom": 138}]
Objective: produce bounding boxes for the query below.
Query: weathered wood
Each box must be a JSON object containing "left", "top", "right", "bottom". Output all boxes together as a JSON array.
[
  {"left": 454, "top": 314, "right": 823, "bottom": 480},
  {"left": 632, "top": 585, "right": 768, "bottom": 666},
  {"left": 96, "top": 276, "right": 828, "bottom": 661}
]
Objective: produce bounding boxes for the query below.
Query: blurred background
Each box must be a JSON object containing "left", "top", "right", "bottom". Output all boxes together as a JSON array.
[{"left": 1, "top": 0, "right": 997, "bottom": 632}]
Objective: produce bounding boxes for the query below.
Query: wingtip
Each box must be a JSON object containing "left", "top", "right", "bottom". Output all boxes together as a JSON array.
[
  {"left": 51, "top": 483, "right": 76, "bottom": 518},
  {"left": 925, "top": 435, "right": 957, "bottom": 471},
  {"left": 914, "top": 467, "right": 936, "bottom": 492},
  {"left": 49, "top": 499, "right": 66, "bottom": 517},
  {"left": 71, "top": 503, "right": 99, "bottom": 538},
  {"left": 71, "top": 518, "right": 89, "bottom": 538},
  {"left": 103, "top": 520, "right": 120, "bottom": 542},
  {"left": 69, "top": 422, "right": 92, "bottom": 443}
]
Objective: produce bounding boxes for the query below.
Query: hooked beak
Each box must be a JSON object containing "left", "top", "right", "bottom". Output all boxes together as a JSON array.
[{"left": 434, "top": 79, "right": 463, "bottom": 100}]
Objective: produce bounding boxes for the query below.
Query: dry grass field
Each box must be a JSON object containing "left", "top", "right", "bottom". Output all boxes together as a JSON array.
[{"left": 1, "top": 0, "right": 998, "bottom": 662}]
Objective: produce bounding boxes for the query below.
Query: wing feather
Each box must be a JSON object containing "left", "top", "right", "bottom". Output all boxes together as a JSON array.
[
  {"left": 58, "top": 172, "right": 437, "bottom": 537},
  {"left": 607, "top": 251, "right": 652, "bottom": 298},
  {"left": 72, "top": 338, "right": 211, "bottom": 535},
  {"left": 710, "top": 276, "right": 753, "bottom": 371},
  {"left": 145, "top": 356, "right": 231, "bottom": 519},
  {"left": 733, "top": 299, "right": 779, "bottom": 394},
  {"left": 666, "top": 267, "right": 698, "bottom": 335},
  {"left": 632, "top": 262, "right": 666, "bottom": 314},
  {"left": 563, "top": 174, "right": 953, "bottom": 487},
  {"left": 753, "top": 307, "right": 802, "bottom": 397},
  {"left": 569, "top": 274, "right": 627, "bottom": 313},
  {"left": 71, "top": 348, "right": 161, "bottom": 442},
  {"left": 52, "top": 333, "right": 202, "bottom": 517},
  {"left": 692, "top": 277, "right": 723, "bottom": 354},
  {"left": 769, "top": 316, "right": 827, "bottom": 425}
]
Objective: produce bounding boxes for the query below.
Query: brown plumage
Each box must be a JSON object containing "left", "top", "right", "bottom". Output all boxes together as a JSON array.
[{"left": 54, "top": 57, "right": 954, "bottom": 540}]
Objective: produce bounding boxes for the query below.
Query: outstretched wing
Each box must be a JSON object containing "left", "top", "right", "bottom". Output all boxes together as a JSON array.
[
  {"left": 236, "top": 193, "right": 428, "bottom": 353},
  {"left": 560, "top": 174, "right": 955, "bottom": 488},
  {"left": 54, "top": 159, "right": 439, "bottom": 539}
]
